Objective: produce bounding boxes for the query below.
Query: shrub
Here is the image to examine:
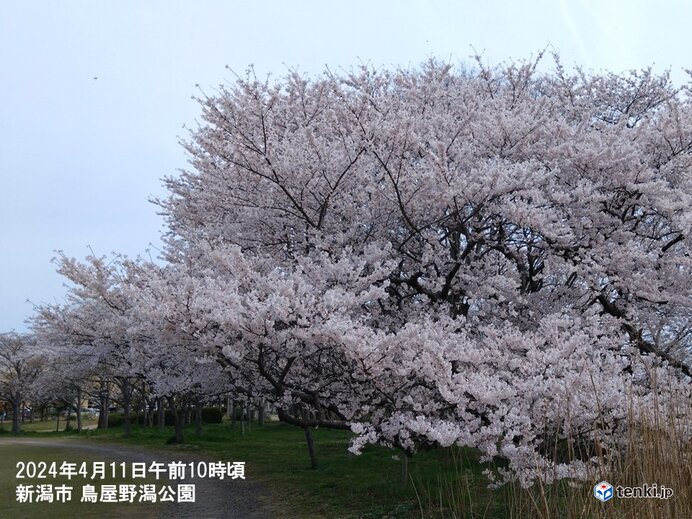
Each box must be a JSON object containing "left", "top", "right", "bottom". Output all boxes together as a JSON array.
[
  {"left": 201, "top": 406, "right": 223, "bottom": 424},
  {"left": 153, "top": 410, "right": 176, "bottom": 426},
  {"left": 107, "top": 412, "right": 124, "bottom": 428},
  {"left": 107, "top": 412, "right": 145, "bottom": 427}
]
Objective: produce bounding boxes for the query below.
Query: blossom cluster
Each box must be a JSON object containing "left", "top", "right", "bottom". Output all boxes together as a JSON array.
[{"left": 23, "top": 56, "right": 691, "bottom": 485}]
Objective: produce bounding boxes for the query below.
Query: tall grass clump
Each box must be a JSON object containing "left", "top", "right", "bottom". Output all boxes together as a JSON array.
[
  {"left": 423, "top": 363, "right": 691, "bottom": 518},
  {"left": 508, "top": 370, "right": 691, "bottom": 519}
]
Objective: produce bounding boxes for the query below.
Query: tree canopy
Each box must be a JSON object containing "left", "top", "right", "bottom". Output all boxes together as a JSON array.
[{"left": 24, "top": 55, "right": 692, "bottom": 485}]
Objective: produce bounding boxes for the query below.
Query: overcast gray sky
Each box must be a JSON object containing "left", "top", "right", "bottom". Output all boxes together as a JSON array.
[{"left": 1, "top": 0, "right": 690, "bottom": 332}]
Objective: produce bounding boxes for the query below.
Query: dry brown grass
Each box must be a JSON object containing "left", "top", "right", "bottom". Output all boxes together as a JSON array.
[{"left": 507, "top": 381, "right": 692, "bottom": 519}]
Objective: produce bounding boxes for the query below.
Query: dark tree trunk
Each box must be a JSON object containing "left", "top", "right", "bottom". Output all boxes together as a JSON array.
[
  {"left": 98, "top": 383, "right": 110, "bottom": 429},
  {"left": 240, "top": 401, "right": 245, "bottom": 436},
  {"left": 195, "top": 399, "right": 202, "bottom": 436},
  {"left": 258, "top": 399, "right": 265, "bottom": 426},
  {"left": 121, "top": 379, "right": 132, "bottom": 438},
  {"left": 11, "top": 398, "right": 21, "bottom": 434},
  {"left": 76, "top": 387, "right": 83, "bottom": 433},
  {"left": 146, "top": 399, "right": 154, "bottom": 427},
  {"left": 275, "top": 406, "right": 352, "bottom": 468},
  {"left": 167, "top": 396, "right": 184, "bottom": 444},
  {"left": 158, "top": 397, "right": 165, "bottom": 432},
  {"left": 303, "top": 426, "right": 318, "bottom": 469},
  {"left": 64, "top": 406, "right": 72, "bottom": 431},
  {"left": 247, "top": 403, "right": 254, "bottom": 432},
  {"left": 184, "top": 402, "right": 192, "bottom": 426},
  {"left": 400, "top": 450, "right": 412, "bottom": 486}
]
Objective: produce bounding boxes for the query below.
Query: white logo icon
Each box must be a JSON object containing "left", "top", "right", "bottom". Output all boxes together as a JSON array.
[{"left": 594, "top": 481, "right": 614, "bottom": 502}]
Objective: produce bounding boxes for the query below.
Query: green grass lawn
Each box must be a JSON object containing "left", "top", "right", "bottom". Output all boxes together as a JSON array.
[
  {"left": 4, "top": 410, "right": 689, "bottom": 519},
  {"left": 2, "top": 415, "right": 99, "bottom": 433},
  {"left": 0, "top": 441, "right": 174, "bottom": 519},
  {"left": 61, "top": 420, "right": 510, "bottom": 518},
  {"left": 4, "top": 418, "right": 686, "bottom": 518}
]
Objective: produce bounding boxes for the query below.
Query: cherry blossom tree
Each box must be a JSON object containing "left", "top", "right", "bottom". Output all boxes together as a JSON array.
[
  {"left": 34, "top": 344, "right": 100, "bottom": 432},
  {"left": 26, "top": 55, "right": 689, "bottom": 482},
  {"left": 33, "top": 251, "right": 237, "bottom": 442},
  {"left": 32, "top": 253, "right": 154, "bottom": 437},
  {"left": 155, "top": 55, "right": 691, "bottom": 482},
  {"left": 0, "top": 332, "right": 45, "bottom": 434},
  {"left": 119, "top": 259, "right": 234, "bottom": 442}
]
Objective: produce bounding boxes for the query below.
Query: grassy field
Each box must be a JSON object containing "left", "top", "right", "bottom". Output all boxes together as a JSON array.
[
  {"left": 1, "top": 415, "right": 99, "bottom": 432},
  {"left": 77, "top": 421, "right": 508, "bottom": 518},
  {"left": 2, "top": 416, "right": 689, "bottom": 518},
  {"left": 1, "top": 419, "right": 509, "bottom": 518},
  {"left": 0, "top": 440, "right": 174, "bottom": 519}
]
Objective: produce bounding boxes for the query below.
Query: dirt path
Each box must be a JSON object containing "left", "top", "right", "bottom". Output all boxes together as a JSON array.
[{"left": 1, "top": 437, "right": 273, "bottom": 519}]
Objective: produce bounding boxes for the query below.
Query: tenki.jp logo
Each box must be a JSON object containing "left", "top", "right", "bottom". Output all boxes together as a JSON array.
[
  {"left": 594, "top": 481, "right": 614, "bottom": 502},
  {"left": 593, "top": 481, "right": 673, "bottom": 501}
]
